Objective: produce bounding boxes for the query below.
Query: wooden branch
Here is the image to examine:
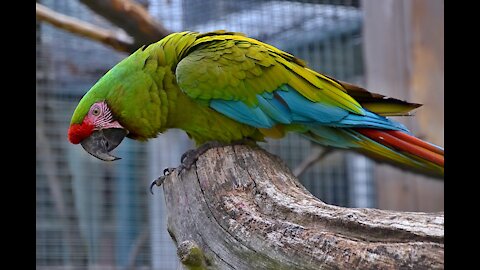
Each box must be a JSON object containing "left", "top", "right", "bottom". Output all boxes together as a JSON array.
[
  {"left": 162, "top": 145, "right": 443, "bottom": 269},
  {"left": 293, "top": 146, "right": 333, "bottom": 178},
  {"left": 36, "top": 3, "right": 136, "bottom": 53},
  {"left": 79, "top": 0, "right": 171, "bottom": 48}
]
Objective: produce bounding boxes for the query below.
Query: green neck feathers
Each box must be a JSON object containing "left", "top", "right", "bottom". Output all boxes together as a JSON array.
[{"left": 71, "top": 31, "right": 261, "bottom": 144}]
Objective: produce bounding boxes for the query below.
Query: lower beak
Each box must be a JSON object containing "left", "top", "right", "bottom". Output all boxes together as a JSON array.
[{"left": 80, "top": 128, "right": 127, "bottom": 161}]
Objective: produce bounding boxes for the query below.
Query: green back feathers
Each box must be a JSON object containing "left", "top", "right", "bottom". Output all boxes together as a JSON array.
[
  {"left": 176, "top": 31, "right": 365, "bottom": 115},
  {"left": 176, "top": 30, "right": 419, "bottom": 117}
]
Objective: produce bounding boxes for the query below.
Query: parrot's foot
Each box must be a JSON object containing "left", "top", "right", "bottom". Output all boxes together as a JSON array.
[
  {"left": 180, "top": 141, "right": 224, "bottom": 169},
  {"left": 149, "top": 167, "right": 176, "bottom": 195},
  {"left": 180, "top": 139, "right": 256, "bottom": 170}
]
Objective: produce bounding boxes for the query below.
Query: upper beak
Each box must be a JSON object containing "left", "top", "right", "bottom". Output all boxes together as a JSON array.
[{"left": 80, "top": 128, "right": 128, "bottom": 161}]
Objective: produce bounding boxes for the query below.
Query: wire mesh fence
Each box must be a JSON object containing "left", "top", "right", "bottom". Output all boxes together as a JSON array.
[{"left": 36, "top": 0, "right": 373, "bottom": 269}]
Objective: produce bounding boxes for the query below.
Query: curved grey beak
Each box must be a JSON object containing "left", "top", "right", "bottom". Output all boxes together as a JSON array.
[{"left": 80, "top": 128, "right": 128, "bottom": 161}]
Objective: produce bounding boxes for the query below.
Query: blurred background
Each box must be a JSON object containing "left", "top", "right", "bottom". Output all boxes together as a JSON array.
[{"left": 36, "top": 0, "right": 444, "bottom": 269}]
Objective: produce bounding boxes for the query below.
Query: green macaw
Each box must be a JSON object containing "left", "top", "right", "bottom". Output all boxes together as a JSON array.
[{"left": 68, "top": 30, "right": 444, "bottom": 178}]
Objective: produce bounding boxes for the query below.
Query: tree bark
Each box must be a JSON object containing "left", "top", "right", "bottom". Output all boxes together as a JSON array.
[{"left": 161, "top": 145, "right": 444, "bottom": 270}]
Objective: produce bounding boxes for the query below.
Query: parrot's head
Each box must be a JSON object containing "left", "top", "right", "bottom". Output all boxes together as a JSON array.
[
  {"left": 68, "top": 44, "right": 167, "bottom": 161},
  {"left": 67, "top": 35, "right": 190, "bottom": 161},
  {"left": 68, "top": 100, "right": 128, "bottom": 161},
  {"left": 67, "top": 54, "right": 145, "bottom": 161}
]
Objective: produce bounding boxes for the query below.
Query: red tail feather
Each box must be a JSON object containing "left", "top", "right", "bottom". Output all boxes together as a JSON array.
[{"left": 355, "top": 128, "right": 444, "bottom": 167}]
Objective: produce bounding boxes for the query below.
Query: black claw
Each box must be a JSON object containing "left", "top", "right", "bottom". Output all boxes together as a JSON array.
[
  {"left": 149, "top": 180, "right": 156, "bottom": 195},
  {"left": 163, "top": 167, "right": 175, "bottom": 176},
  {"left": 150, "top": 167, "right": 178, "bottom": 194},
  {"left": 149, "top": 176, "right": 165, "bottom": 195}
]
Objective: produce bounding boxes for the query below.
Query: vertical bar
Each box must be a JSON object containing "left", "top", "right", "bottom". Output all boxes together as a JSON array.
[{"left": 116, "top": 140, "right": 135, "bottom": 268}]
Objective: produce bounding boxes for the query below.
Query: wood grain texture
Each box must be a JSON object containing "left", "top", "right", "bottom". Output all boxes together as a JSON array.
[{"left": 162, "top": 145, "right": 444, "bottom": 269}]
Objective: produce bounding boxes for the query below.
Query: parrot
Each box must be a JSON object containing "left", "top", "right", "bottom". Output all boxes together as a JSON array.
[{"left": 67, "top": 30, "right": 444, "bottom": 181}]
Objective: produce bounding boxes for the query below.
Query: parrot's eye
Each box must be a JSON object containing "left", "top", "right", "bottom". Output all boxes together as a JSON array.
[{"left": 92, "top": 107, "right": 101, "bottom": 116}]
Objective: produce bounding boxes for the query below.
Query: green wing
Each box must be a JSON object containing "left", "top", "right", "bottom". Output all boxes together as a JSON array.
[{"left": 175, "top": 31, "right": 365, "bottom": 115}]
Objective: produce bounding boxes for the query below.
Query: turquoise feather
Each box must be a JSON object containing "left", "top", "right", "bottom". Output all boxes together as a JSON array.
[
  {"left": 209, "top": 84, "right": 409, "bottom": 133},
  {"left": 209, "top": 99, "right": 275, "bottom": 128}
]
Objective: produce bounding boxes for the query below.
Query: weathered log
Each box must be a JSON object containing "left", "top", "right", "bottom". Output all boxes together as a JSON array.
[{"left": 161, "top": 145, "right": 444, "bottom": 269}]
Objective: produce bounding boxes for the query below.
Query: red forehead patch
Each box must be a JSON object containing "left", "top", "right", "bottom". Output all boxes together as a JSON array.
[{"left": 68, "top": 122, "right": 94, "bottom": 144}]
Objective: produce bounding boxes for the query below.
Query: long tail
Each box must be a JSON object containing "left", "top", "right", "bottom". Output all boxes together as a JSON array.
[
  {"left": 303, "top": 126, "right": 444, "bottom": 178},
  {"left": 354, "top": 128, "right": 443, "bottom": 178}
]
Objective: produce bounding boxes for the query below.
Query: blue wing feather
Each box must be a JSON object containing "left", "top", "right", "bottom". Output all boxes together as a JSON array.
[
  {"left": 276, "top": 89, "right": 348, "bottom": 123},
  {"left": 210, "top": 99, "right": 275, "bottom": 128},
  {"left": 208, "top": 84, "right": 410, "bottom": 133},
  {"left": 257, "top": 93, "right": 292, "bottom": 124}
]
